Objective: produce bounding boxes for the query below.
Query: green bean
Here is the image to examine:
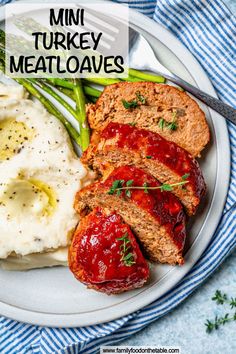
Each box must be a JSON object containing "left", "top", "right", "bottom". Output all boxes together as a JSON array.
[
  {"left": 46, "top": 78, "right": 74, "bottom": 90},
  {"left": 46, "top": 78, "right": 102, "bottom": 98},
  {"left": 84, "top": 85, "right": 102, "bottom": 98},
  {"left": 128, "top": 69, "right": 165, "bottom": 83},
  {"left": 121, "top": 75, "right": 144, "bottom": 82},
  {"left": 72, "top": 78, "right": 90, "bottom": 151},
  {"left": 57, "top": 86, "right": 76, "bottom": 100},
  {"left": 83, "top": 77, "right": 121, "bottom": 86}
]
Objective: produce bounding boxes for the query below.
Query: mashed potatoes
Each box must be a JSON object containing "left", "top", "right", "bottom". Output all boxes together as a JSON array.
[{"left": 0, "top": 85, "right": 88, "bottom": 269}]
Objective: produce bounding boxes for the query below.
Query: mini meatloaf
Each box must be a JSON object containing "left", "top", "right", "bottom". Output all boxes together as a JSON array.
[
  {"left": 69, "top": 207, "right": 149, "bottom": 294},
  {"left": 87, "top": 81, "right": 210, "bottom": 157},
  {"left": 82, "top": 122, "right": 206, "bottom": 215},
  {"left": 74, "top": 166, "right": 186, "bottom": 265}
]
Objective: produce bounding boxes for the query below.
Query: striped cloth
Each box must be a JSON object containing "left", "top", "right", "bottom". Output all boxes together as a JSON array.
[{"left": 0, "top": 0, "right": 236, "bottom": 353}]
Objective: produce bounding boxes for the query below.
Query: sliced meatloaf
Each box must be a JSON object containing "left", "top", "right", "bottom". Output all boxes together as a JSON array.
[
  {"left": 82, "top": 122, "right": 206, "bottom": 215},
  {"left": 69, "top": 207, "right": 149, "bottom": 294},
  {"left": 86, "top": 81, "right": 210, "bottom": 157},
  {"left": 74, "top": 166, "right": 186, "bottom": 265}
]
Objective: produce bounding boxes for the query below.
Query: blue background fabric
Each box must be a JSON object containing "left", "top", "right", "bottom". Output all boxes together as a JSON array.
[{"left": 0, "top": 0, "right": 236, "bottom": 353}]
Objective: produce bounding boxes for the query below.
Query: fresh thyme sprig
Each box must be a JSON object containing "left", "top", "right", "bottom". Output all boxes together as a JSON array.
[
  {"left": 212, "top": 290, "right": 236, "bottom": 309},
  {"left": 205, "top": 313, "right": 236, "bottom": 333},
  {"left": 108, "top": 178, "right": 189, "bottom": 197},
  {"left": 205, "top": 290, "right": 236, "bottom": 333},
  {"left": 117, "top": 232, "right": 136, "bottom": 267}
]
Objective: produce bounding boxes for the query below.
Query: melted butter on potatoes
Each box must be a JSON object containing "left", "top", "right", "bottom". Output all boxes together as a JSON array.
[
  {"left": 0, "top": 118, "right": 35, "bottom": 161},
  {"left": 0, "top": 85, "right": 89, "bottom": 261},
  {"left": 0, "top": 178, "right": 57, "bottom": 217}
]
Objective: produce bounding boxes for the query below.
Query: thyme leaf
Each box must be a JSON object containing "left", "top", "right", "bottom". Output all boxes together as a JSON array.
[
  {"left": 122, "top": 252, "right": 136, "bottom": 266},
  {"left": 182, "top": 173, "right": 190, "bottom": 180},
  {"left": 212, "top": 290, "right": 228, "bottom": 305},
  {"left": 108, "top": 179, "right": 124, "bottom": 195},
  {"left": 159, "top": 183, "right": 173, "bottom": 192},
  {"left": 126, "top": 180, "right": 134, "bottom": 187},
  {"left": 125, "top": 189, "right": 131, "bottom": 198},
  {"left": 230, "top": 298, "right": 236, "bottom": 309}
]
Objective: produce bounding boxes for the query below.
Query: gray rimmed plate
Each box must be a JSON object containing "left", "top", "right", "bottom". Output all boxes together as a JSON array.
[{"left": 0, "top": 0, "right": 230, "bottom": 327}]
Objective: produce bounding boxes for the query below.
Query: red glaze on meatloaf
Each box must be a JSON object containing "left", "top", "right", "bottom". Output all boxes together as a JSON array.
[
  {"left": 101, "top": 122, "right": 205, "bottom": 203},
  {"left": 103, "top": 166, "right": 186, "bottom": 252},
  {"left": 69, "top": 207, "right": 150, "bottom": 294}
]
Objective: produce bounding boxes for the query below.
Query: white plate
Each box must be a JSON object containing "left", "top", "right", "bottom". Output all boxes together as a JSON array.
[{"left": 0, "top": 1, "right": 230, "bottom": 327}]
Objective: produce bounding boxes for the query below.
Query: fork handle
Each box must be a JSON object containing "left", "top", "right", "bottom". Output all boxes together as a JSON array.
[{"left": 163, "top": 73, "right": 236, "bottom": 125}]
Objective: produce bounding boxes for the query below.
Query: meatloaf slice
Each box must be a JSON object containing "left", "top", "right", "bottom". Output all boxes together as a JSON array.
[
  {"left": 74, "top": 166, "right": 186, "bottom": 265},
  {"left": 87, "top": 81, "right": 210, "bottom": 157},
  {"left": 82, "top": 122, "right": 206, "bottom": 215},
  {"left": 69, "top": 207, "right": 149, "bottom": 294}
]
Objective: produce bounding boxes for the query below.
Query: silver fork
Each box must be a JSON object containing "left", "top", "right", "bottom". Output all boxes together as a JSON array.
[{"left": 75, "top": 5, "right": 236, "bottom": 125}]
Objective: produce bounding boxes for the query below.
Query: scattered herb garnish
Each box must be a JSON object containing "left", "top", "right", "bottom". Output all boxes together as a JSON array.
[
  {"left": 117, "top": 233, "right": 130, "bottom": 253},
  {"left": 167, "top": 120, "right": 178, "bottom": 131},
  {"left": 108, "top": 179, "right": 189, "bottom": 197},
  {"left": 158, "top": 111, "right": 178, "bottom": 131},
  {"left": 122, "top": 91, "right": 147, "bottom": 110},
  {"left": 117, "top": 232, "right": 136, "bottom": 267},
  {"left": 122, "top": 99, "right": 138, "bottom": 109},
  {"left": 159, "top": 118, "right": 165, "bottom": 131},
  {"left": 128, "top": 122, "right": 137, "bottom": 127},
  {"left": 182, "top": 173, "right": 190, "bottom": 180},
  {"left": 136, "top": 91, "right": 146, "bottom": 104},
  {"left": 205, "top": 290, "right": 236, "bottom": 333},
  {"left": 146, "top": 155, "right": 152, "bottom": 159},
  {"left": 168, "top": 111, "right": 178, "bottom": 131}
]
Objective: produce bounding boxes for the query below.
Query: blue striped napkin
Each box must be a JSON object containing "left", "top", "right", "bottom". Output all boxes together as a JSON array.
[{"left": 0, "top": 0, "right": 236, "bottom": 353}]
